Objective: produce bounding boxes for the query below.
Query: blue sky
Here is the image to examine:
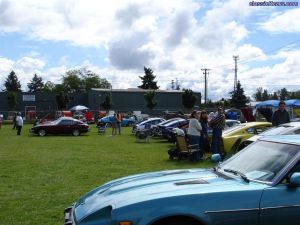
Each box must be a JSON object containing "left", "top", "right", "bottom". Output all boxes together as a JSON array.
[{"left": 0, "top": 0, "right": 299, "bottom": 100}]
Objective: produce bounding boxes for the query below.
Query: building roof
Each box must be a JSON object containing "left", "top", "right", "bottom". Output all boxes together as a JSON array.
[{"left": 91, "top": 88, "right": 201, "bottom": 94}]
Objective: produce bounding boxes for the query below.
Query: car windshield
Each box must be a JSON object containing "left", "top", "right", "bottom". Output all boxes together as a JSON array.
[
  {"left": 223, "top": 124, "right": 246, "bottom": 134},
  {"left": 219, "top": 140, "right": 299, "bottom": 183},
  {"left": 164, "top": 119, "right": 185, "bottom": 126},
  {"left": 51, "top": 118, "right": 64, "bottom": 125},
  {"left": 160, "top": 118, "right": 181, "bottom": 125}
]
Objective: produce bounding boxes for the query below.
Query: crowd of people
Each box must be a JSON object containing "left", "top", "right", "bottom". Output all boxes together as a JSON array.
[
  {"left": 187, "top": 107, "right": 225, "bottom": 161},
  {"left": 185, "top": 100, "right": 291, "bottom": 162}
]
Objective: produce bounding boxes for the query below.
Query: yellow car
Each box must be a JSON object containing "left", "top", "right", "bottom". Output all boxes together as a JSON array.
[{"left": 221, "top": 121, "right": 272, "bottom": 153}]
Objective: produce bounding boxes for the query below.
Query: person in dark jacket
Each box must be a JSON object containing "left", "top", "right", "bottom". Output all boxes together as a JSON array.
[
  {"left": 209, "top": 107, "right": 225, "bottom": 155},
  {"left": 271, "top": 101, "right": 290, "bottom": 126},
  {"left": 199, "top": 111, "right": 210, "bottom": 152}
]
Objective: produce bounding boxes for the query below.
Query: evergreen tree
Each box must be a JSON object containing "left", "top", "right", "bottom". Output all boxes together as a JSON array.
[
  {"left": 138, "top": 67, "right": 159, "bottom": 90},
  {"left": 27, "top": 73, "right": 44, "bottom": 92},
  {"left": 100, "top": 92, "right": 112, "bottom": 111},
  {"left": 279, "top": 88, "right": 289, "bottom": 100},
  {"left": 56, "top": 92, "right": 69, "bottom": 110},
  {"left": 262, "top": 89, "right": 269, "bottom": 101},
  {"left": 253, "top": 87, "right": 263, "bottom": 101},
  {"left": 182, "top": 89, "right": 197, "bottom": 110},
  {"left": 4, "top": 70, "right": 21, "bottom": 92},
  {"left": 7, "top": 91, "right": 17, "bottom": 110},
  {"left": 230, "top": 81, "right": 248, "bottom": 109},
  {"left": 144, "top": 91, "right": 157, "bottom": 110},
  {"left": 270, "top": 92, "right": 279, "bottom": 100}
]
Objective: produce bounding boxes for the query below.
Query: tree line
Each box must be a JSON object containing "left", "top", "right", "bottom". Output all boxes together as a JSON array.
[
  {"left": 253, "top": 87, "right": 300, "bottom": 101},
  {"left": 2, "top": 66, "right": 255, "bottom": 111}
]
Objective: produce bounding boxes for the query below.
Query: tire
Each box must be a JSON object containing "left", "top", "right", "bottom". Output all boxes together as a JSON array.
[
  {"left": 72, "top": 129, "right": 80, "bottom": 136},
  {"left": 38, "top": 129, "right": 46, "bottom": 137},
  {"left": 127, "top": 121, "right": 134, "bottom": 127},
  {"left": 106, "top": 122, "right": 112, "bottom": 127}
]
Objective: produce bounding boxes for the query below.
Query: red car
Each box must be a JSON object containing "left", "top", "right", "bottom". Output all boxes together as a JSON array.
[{"left": 30, "top": 117, "right": 89, "bottom": 136}]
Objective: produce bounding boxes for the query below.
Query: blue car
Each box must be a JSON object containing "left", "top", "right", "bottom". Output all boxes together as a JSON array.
[
  {"left": 98, "top": 115, "right": 136, "bottom": 127},
  {"left": 160, "top": 118, "right": 188, "bottom": 139},
  {"left": 64, "top": 135, "right": 300, "bottom": 225},
  {"left": 132, "top": 117, "right": 165, "bottom": 134}
]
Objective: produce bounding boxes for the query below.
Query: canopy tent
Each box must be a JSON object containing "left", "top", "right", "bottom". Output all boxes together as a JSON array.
[
  {"left": 256, "top": 99, "right": 300, "bottom": 108},
  {"left": 255, "top": 100, "right": 279, "bottom": 108},
  {"left": 285, "top": 99, "right": 300, "bottom": 107},
  {"left": 69, "top": 105, "right": 89, "bottom": 112}
]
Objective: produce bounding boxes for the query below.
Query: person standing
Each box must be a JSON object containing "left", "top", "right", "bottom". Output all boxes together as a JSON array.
[
  {"left": 199, "top": 111, "right": 210, "bottom": 152},
  {"left": 110, "top": 113, "right": 118, "bottom": 136},
  {"left": 116, "top": 111, "right": 123, "bottom": 135},
  {"left": 271, "top": 101, "right": 290, "bottom": 126},
  {"left": 0, "top": 114, "right": 3, "bottom": 129},
  {"left": 15, "top": 112, "right": 23, "bottom": 135},
  {"left": 187, "top": 111, "right": 202, "bottom": 161},
  {"left": 12, "top": 112, "right": 17, "bottom": 129},
  {"left": 209, "top": 107, "right": 225, "bottom": 155}
]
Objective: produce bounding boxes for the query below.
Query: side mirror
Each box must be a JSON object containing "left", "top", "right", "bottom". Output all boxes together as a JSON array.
[{"left": 289, "top": 172, "right": 300, "bottom": 188}]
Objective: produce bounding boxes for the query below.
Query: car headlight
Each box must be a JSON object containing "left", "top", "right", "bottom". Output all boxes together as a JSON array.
[{"left": 78, "top": 206, "right": 112, "bottom": 225}]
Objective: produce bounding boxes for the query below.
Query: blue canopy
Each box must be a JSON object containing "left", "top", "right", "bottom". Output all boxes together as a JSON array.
[
  {"left": 285, "top": 99, "right": 300, "bottom": 107},
  {"left": 255, "top": 100, "right": 279, "bottom": 108},
  {"left": 256, "top": 99, "right": 300, "bottom": 108}
]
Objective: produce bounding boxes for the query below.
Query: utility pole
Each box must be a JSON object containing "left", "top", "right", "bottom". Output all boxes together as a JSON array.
[
  {"left": 201, "top": 68, "right": 210, "bottom": 106},
  {"left": 233, "top": 55, "right": 239, "bottom": 92}
]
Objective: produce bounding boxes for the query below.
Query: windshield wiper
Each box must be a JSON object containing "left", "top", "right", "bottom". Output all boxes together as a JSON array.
[{"left": 223, "top": 169, "right": 249, "bottom": 183}]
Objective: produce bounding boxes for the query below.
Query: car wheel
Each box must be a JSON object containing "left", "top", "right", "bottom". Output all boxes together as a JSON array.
[
  {"left": 106, "top": 122, "right": 112, "bottom": 127},
  {"left": 127, "top": 121, "right": 133, "bottom": 127},
  {"left": 72, "top": 129, "right": 80, "bottom": 136},
  {"left": 38, "top": 129, "right": 46, "bottom": 137}
]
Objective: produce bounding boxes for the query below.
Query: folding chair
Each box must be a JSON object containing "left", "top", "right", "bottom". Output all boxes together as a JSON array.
[{"left": 168, "top": 135, "right": 202, "bottom": 161}]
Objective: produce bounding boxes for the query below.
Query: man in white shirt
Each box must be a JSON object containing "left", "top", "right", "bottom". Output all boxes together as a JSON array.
[{"left": 15, "top": 112, "right": 23, "bottom": 135}]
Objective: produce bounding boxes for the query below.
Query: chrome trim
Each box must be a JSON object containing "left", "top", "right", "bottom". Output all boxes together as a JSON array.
[
  {"left": 205, "top": 208, "right": 259, "bottom": 214},
  {"left": 261, "top": 205, "right": 300, "bottom": 210}
]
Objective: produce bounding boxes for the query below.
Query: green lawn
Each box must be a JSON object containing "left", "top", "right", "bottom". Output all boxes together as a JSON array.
[{"left": 0, "top": 124, "right": 213, "bottom": 225}]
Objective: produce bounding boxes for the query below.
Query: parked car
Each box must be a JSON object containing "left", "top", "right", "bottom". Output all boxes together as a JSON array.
[
  {"left": 224, "top": 119, "right": 241, "bottom": 128},
  {"left": 132, "top": 117, "right": 165, "bottom": 134},
  {"left": 64, "top": 135, "right": 300, "bottom": 225},
  {"left": 98, "top": 115, "right": 137, "bottom": 127},
  {"left": 151, "top": 118, "right": 182, "bottom": 137},
  {"left": 160, "top": 118, "right": 188, "bottom": 139},
  {"left": 30, "top": 117, "right": 89, "bottom": 136},
  {"left": 221, "top": 121, "right": 272, "bottom": 152},
  {"left": 240, "top": 122, "right": 300, "bottom": 150}
]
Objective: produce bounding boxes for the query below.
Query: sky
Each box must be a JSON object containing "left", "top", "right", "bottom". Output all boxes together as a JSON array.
[{"left": 0, "top": 0, "right": 300, "bottom": 100}]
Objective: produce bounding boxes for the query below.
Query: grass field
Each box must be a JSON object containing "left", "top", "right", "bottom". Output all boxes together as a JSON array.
[{"left": 0, "top": 124, "right": 213, "bottom": 225}]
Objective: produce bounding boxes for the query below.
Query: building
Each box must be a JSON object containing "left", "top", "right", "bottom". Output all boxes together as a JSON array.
[{"left": 0, "top": 88, "right": 201, "bottom": 118}]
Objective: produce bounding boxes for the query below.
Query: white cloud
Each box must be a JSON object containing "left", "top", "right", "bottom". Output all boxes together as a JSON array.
[
  {"left": 259, "top": 8, "right": 300, "bottom": 33},
  {"left": 0, "top": 0, "right": 299, "bottom": 100}
]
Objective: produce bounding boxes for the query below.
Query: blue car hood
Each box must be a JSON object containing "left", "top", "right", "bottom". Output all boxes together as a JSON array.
[{"left": 74, "top": 168, "right": 267, "bottom": 222}]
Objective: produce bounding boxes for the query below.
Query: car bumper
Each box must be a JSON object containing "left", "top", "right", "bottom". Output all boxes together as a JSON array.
[{"left": 63, "top": 204, "right": 76, "bottom": 225}]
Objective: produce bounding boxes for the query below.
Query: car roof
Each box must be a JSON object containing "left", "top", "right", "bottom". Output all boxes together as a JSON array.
[{"left": 260, "top": 135, "right": 300, "bottom": 145}]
